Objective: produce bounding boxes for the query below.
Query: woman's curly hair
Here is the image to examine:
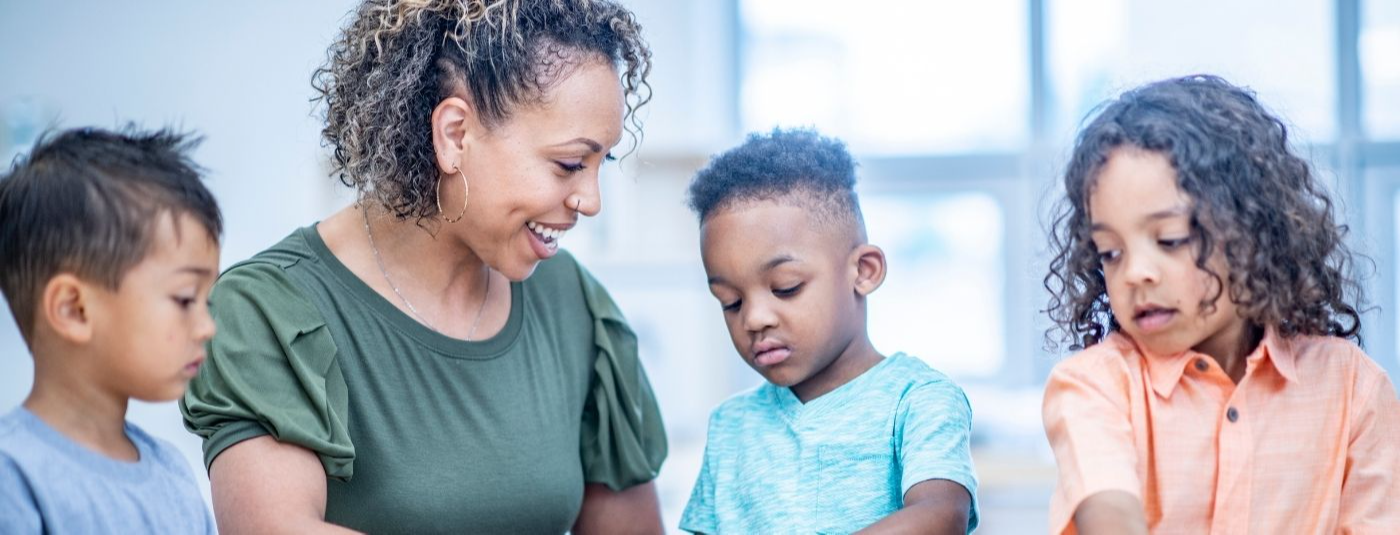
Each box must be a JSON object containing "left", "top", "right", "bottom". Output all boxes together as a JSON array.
[
  {"left": 1044, "top": 75, "right": 1365, "bottom": 352},
  {"left": 314, "top": 0, "right": 652, "bottom": 221}
]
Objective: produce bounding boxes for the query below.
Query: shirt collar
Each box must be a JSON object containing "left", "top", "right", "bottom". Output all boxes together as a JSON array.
[{"left": 1120, "top": 326, "right": 1296, "bottom": 399}]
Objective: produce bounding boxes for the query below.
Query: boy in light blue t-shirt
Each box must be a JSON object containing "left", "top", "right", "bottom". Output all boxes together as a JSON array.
[
  {"left": 0, "top": 127, "right": 220, "bottom": 533},
  {"left": 680, "top": 128, "right": 979, "bottom": 534}
]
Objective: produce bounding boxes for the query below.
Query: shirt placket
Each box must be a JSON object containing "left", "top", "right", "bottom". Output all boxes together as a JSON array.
[{"left": 1210, "top": 374, "right": 1254, "bottom": 534}]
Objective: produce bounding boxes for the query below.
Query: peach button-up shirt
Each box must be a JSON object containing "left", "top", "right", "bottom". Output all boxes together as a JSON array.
[{"left": 1043, "top": 329, "right": 1400, "bottom": 534}]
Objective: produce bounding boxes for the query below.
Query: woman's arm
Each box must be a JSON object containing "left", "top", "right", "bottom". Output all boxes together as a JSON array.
[
  {"left": 209, "top": 436, "right": 360, "bottom": 535},
  {"left": 1073, "top": 490, "right": 1148, "bottom": 535},
  {"left": 571, "top": 481, "right": 664, "bottom": 535},
  {"left": 855, "top": 479, "right": 971, "bottom": 535}
]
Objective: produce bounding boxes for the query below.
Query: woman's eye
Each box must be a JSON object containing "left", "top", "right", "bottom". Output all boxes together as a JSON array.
[
  {"left": 555, "top": 161, "right": 586, "bottom": 173},
  {"left": 773, "top": 283, "right": 802, "bottom": 298},
  {"left": 1096, "top": 250, "right": 1120, "bottom": 264}
]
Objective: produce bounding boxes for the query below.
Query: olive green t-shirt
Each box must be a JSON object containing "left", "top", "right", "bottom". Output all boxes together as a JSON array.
[{"left": 180, "top": 226, "right": 666, "bottom": 534}]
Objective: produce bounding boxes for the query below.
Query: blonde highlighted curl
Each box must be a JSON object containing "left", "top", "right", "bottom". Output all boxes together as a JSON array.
[{"left": 313, "top": 0, "right": 652, "bottom": 221}]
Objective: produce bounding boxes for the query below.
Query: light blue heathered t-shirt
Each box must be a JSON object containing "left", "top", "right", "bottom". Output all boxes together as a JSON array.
[
  {"left": 680, "top": 353, "right": 979, "bottom": 534},
  {"left": 0, "top": 408, "right": 215, "bottom": 534}
]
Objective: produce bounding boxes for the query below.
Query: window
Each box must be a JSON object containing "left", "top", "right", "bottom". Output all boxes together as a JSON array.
[
  {"left": 1048, "top": 0, "right": 1336, "bottom": 144},
  {"left": 1363, "top": 0, "right": 1400, "bottom": 139},
  {"left": 864, "top": 192, "right": 1005, "bottom": 377},
  {"left": 741, "top": 0, "right": 1029, "bottom": 154}
]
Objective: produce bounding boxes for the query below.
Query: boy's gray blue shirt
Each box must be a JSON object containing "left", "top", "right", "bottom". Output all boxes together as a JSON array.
[
  {"left": 0, "top": 408, "right": 215, "bottom": 534},
  {"left": 680, "top": 353, "right": 979, "bottom": 534}
]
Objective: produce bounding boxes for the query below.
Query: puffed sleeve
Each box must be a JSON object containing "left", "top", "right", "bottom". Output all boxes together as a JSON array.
[
  {"left": 179, "top": 261, "right": 355, "bottom": 480},
  {"left": 574, "top": 263, "right": 668, "bottom": 490},
  {"left": 1042, "top": 349, "right": 1142, "bottom": 535}
]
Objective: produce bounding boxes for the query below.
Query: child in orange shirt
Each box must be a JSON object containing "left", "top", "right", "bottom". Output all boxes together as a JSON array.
[{"left": 1041, "top": 75, "right": 1400, "bottom": 534}]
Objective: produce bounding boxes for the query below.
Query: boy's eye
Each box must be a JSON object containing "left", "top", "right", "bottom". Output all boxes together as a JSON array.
[
  {"left": 172, "top": 296, "right": 196, "bottom": 309},
  {"left": 773, "top": 283, "right": 803, "bottom": 298}
]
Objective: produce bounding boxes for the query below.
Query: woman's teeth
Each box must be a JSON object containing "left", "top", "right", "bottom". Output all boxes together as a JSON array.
[{"left": 527, "top": 221, "right": 566, "bottom": 243}]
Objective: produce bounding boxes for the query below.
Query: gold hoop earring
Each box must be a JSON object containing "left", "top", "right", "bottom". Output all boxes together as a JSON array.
[{"left": 438, "top": 167, "right": 468, "bottom": 223}]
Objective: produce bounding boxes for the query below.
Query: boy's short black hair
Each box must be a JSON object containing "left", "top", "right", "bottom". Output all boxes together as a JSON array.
[
  {"left": 687, "top": 127, "right": 863, "bottom": 232},
  {"left": 0, "top": 126, "right": 223, "bottom": 340}
]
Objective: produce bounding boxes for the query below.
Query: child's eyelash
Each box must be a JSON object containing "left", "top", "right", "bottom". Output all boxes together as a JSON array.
[
  {"left": 721, "top": 300, "right": 741, "bottom": 312},
  {"left": 1159, "top": 237, "right": 1190, "bottom": 249},
  {"left": 773, "top": 283, "right": 802, "bottom": 297},
  {"left": 604, "top": 152, "right": 617, "bottom": 162}
]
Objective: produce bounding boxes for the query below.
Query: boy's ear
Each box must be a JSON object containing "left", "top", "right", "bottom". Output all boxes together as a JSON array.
[
  {"left": 431, "top": 96, "right": 481, "bottom": 174},
  {"left": 851, "top": 244, "right": 887, "bottom": 297},
  {"left": 41, "top": 274, "right": 96, "bottom": 344}
]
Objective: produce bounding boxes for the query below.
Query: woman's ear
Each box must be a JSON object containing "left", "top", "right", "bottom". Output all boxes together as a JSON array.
[
  {"left": 41, "top": 274, "right": 95, "bottom": 344},
  {"left": 851, "top": 244, "right": 887, "bottom": 297},
  {"left": 431, "top": 96, "right": 480, "bottom": 173}
]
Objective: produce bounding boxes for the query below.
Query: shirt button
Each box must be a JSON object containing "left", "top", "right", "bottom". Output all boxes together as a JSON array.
[
  {"left": 1194, "top": 359, "right": 1208, "bottom": 372},
  {"left": 1227, "top": 407, "right": 1240, "bottom": 423}
]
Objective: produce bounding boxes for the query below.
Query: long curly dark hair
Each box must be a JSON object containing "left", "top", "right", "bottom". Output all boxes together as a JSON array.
[
  {"left": 1043, "top": 75, "right": 1364, "bottom": 352},
  {"left": 314, "top": 0, "right": 652, "bottom": 222}
]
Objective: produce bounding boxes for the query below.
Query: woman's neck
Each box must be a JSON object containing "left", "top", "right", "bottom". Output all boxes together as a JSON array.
[{"left": 321, "top": 203, "right": 504, "bottom": 340}]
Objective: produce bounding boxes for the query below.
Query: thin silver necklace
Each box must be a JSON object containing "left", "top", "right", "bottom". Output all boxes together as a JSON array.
[{"left": 361, "top": 204, "right": 491, "bottom": 340}]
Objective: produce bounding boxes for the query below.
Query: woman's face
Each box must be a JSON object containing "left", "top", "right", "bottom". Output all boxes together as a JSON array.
[{"left": 447, "top": 59, "right": 624, "bottom": 280}]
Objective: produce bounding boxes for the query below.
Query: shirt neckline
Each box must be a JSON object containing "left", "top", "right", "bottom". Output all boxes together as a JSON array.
[
  {"left": 299, "top": 224, "right": 526, "bottom": 359},
  {"left": 773, "top": 352, "right": 903, "bottom": 420},
  {"left": 9, "top": 408, "right": 156, "bottom": 482}
]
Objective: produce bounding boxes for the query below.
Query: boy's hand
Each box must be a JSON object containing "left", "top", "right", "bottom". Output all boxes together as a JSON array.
[{"left": 855, "top": 478, "right": 971, "bottom": 535}]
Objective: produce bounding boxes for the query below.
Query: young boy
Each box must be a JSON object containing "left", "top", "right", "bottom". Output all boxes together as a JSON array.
[
  {"left": 680, "top": 128, "right": 979, "bottom": 534},
  {"left": 0, "top": 127, "right": 220, "bottom": 533}
]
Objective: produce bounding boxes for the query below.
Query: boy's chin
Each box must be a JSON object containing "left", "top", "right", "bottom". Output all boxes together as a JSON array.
[
  {"left": 752, "top": 365, "right": 810, "bottom": 389},
  {"left": 128, "top": 383, "right": 191, "bottom": 404}
]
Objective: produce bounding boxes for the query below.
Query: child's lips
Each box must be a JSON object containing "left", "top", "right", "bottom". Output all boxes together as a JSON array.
[
  {"left": 182, "top": 358, "right": 204, "bottom": 376},
  {"left": 754, "top": 347, "right": 791, "bottom": 367},
  {"left": 1134, "top": 308, "right": 1177, "bottom": 332}
]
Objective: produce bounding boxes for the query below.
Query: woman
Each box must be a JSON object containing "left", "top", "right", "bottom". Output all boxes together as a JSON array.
[{"left": 180, "top": 1, "right": 666, "bottom": 532}]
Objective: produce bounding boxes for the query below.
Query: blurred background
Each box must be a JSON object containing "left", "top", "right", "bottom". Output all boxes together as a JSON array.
[{"left": 2, "top": 1, "right": 1397, "bottom": 533}]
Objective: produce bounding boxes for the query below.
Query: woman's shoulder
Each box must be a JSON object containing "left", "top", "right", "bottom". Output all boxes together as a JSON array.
[{"left": 221, "top": 226, "right": 321, "bottom": 279}]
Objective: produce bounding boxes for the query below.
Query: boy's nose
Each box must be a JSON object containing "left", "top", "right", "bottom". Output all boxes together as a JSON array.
[
  {"left": 194, "top": 307, "right": 217, "bottom": 342},
  {"left": 742, "top": 300, "right": 779, "bottom": 333}
]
